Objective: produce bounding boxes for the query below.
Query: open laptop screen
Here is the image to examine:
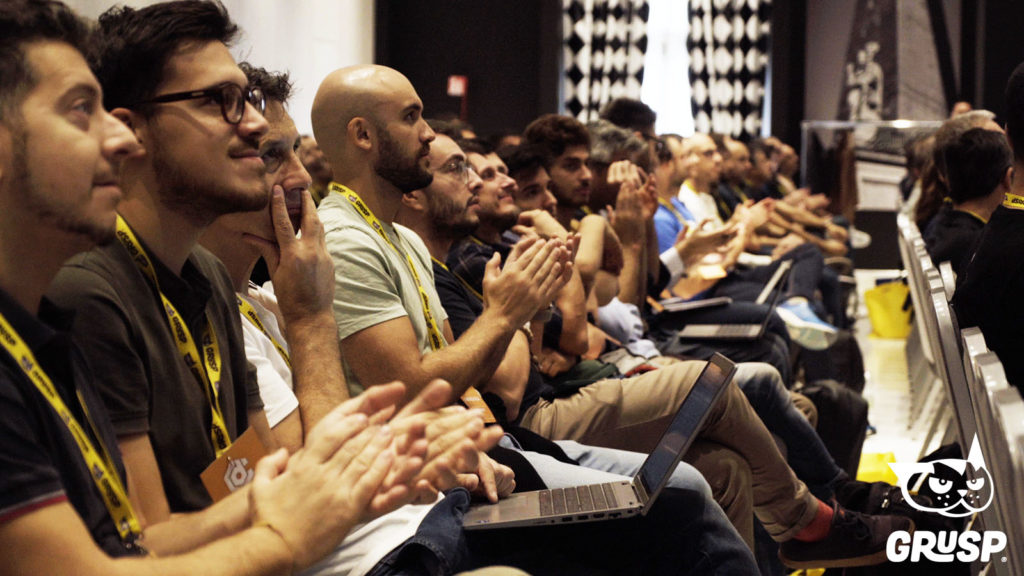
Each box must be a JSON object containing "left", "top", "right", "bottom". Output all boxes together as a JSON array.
[{"left": 637, "top": 354, "right": 733, "bottom": 502}]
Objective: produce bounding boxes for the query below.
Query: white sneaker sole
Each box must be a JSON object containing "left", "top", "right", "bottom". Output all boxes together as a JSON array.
[{"left": 775, "top": 308, "right": 838, "bottom": 351}]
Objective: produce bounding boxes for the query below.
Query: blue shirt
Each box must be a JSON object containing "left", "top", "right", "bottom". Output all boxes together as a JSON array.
[{"left": 654, "top": 197, "right": 696, "bottom": 254}]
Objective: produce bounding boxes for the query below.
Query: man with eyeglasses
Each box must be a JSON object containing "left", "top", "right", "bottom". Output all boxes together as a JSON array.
[
  {"left": 46, "top": 0, "right": 278, "bottom": 527},
  {"left": 0, "top": 0, "right": 482, "bottom": 573}
]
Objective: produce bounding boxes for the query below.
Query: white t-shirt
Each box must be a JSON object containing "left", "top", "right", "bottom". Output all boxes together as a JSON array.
[
  {"left": 240, "top": 286, "right": 297, "bottom": 428},
  {"left": 677, "top": 181, "right": 725, "bottom": 228},
  {"left": 240, "top": 284, "right": 437, "bottom": 576}
]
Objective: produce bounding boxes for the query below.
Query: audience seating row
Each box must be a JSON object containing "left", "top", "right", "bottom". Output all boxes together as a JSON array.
[{"left": 898, "top": 214, "right": 1024, "bottom": 575}]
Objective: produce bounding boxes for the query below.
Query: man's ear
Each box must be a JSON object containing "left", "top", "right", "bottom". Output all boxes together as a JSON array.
[
  {"left": 1003, "top": 165, "right": 1014, "bottom": 191},
  {"left": 349, "top": 117, "right": 372, "bottom": 152},
  {"left": 401, "top": 189, "right": 428, "bottom": 213},
  {"left": 111, "top": 108, "right": 143, "bottom": 145}
]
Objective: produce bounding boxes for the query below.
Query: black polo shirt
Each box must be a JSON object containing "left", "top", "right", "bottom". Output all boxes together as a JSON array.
[
  {"left": 0, "top": 287, "right": 141, "bottom": 557},
  {"left": 923, "top": 203, "right": 986, "bottom": 279},
  {"left": 47, "top": 237, "right": 262, "bottom": 513},
  {"left": 953, "top": 204, "right": 1024, "bottom": 393}
]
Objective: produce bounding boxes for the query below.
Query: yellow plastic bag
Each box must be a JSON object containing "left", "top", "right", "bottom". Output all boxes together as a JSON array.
[{"left": 864, "top": 281, "right": 912, "bottom": 339}]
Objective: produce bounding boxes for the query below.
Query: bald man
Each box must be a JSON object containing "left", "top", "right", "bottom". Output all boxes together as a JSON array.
[{"left": 311, "top": 65, "right": 762, "bottom": 574}]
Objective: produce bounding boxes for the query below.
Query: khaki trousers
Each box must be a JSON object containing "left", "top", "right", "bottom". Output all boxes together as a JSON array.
[{"left": 519, "top": 360, "right": 819, "bottom": 542}]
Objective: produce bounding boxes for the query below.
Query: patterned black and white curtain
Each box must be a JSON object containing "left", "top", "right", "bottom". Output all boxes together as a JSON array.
[
  {"left": 563, "top": 0, "right": 651, "bottom": 121},
  {"left": 688, "top": 0, "right": 772, "bottom": 139}
]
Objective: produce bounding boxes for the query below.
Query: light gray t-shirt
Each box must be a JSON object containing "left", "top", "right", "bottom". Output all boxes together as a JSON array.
[{"left": 319, "top": 189, "right": 448, "bottom": 396}]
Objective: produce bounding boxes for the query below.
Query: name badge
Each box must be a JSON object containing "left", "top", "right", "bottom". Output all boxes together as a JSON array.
[{"left": 200, "top": 427, "right": 268, "bottom": 502}]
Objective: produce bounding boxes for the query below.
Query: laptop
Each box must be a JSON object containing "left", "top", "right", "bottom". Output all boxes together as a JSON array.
[
  {"left": 461, "top": 353, "right": 737, "bottom": 530},
  {"left": 675, "top": 260, "right": 792, "bottom": 341},
  {"left": 658, "top": 295, "right": 733, "bottom": 313}
]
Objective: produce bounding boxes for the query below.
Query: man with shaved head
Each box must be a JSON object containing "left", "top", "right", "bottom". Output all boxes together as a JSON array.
[{"left": 311, "top": 65, "right": 766, "bottom": 574}]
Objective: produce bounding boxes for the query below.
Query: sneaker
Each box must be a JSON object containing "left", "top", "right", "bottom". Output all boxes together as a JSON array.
[
  {"left": 775, "top": 299, "right": 839, "bottom": 350},
  {"left": 779, "top": 501, "right": 915, "bottom": 569},
  {"left": 850, "top": 227, "right": 872, "bottom": 250}
]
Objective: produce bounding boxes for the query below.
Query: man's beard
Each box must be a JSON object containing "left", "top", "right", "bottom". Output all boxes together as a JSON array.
[
  {"left": 427, "top": 192, "right": 478, "bottom": 240},
  {"left": 149, "top": 136, "right": 268, "bottom": 225},
  {"left": 14, "top": 127, "right": 117, "bottom": 245},
  {"left": 375, "top": 126, "right": 433, "bottom": 194},
  {"left": 480, "top": 207, "right": 519, "bottom": 234}
]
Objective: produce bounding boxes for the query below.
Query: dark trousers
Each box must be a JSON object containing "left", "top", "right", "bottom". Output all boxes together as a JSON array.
[{"left": 648, "top": 300, "right": 793, "bottom": 384}]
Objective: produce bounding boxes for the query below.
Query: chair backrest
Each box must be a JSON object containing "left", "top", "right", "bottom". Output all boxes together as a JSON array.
[
  {"left": 928, "top": 270, "right": 978, "bottom": 449},
  {"left": 899, "top": 216, "right": 937, "bottom": 365},
  {"left": 989, "top": 379, "right": 1024, "bottom": 573},
  {"left": 961, "top": 328, "right": 988, "bottom": 383},
  {"left": 939, "top": 261, "right": 956, "bottom": 302}
]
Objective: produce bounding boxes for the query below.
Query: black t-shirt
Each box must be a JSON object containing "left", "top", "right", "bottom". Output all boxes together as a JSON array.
[
  {"left": 953, "top": 204, "right": 1024, "bottom": 394},
  {"left": 47, "top": 239, "right": 262, "bottom": 513},
  {"left": 923, "top": 203, "right": 985, "bottom": 279},
  {"left": 432, "top": 260, "right": 553, "bottom": 423},
  {"left": 0, "top": 288, "right": 142, "bottom": 558}
]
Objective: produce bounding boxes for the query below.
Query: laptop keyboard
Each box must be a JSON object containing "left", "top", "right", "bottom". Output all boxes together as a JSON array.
[
  {"left": 712, "top": 324, "right": 756, "bottom": 338},
  {"left": 539, "top": 483, "right": 618, "bottom": 516}
]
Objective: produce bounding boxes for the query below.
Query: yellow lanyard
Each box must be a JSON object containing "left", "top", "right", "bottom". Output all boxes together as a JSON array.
[
  {"left": 431, "top": 256, "right": 484, "bottom": 302},
  {"left": 115, "top": 216, "right": 231, "bottom": 457},
  {"left": 331, "top": 184, "right": 495, "bottom": 422},
  {"left": 957, "top": 208, "right": 989, "bottom": 225},
  {"left": 658, "top": 198, "right": 688, "bottom": 226},
  {"left": 733, "top": 184, "right": 750, "bottom": 204},
  {"left": 0, "top": 311, "right": 143, "bottom": 546},
  {"left": 1004, "top": 193, "right": 1024, "bottom": 211},
  {"left": 237, "top": 295, "right": 290, "bottom": 368}
]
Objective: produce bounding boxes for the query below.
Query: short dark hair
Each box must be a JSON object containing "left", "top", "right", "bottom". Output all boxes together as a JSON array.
[
  {"left": 501, "top": 143, "right": 547, "bottom": 181},
  {"left": 1006, "top": 60, "right": 1024, "bottom": 160},
  {"left": 748, "top": 139, "right": 771, "bottom": 162},
  {"left": 0, "top": 0, "right": 91, "bottom": 125},
  {"left": 455, "top": 138, "right": 492, "bottom": 156},
  {"left": 427, "top": 118, "right": 461, "bottom": 140},
  {"left": 522, "top": 114, "right": 590, "bottom": 168},
  {"left": 239, "top": 62, "right": 292, "bottom": 106},
  {"left": 92, "top": 0, "right": 238, "bottom": 113},
  {"left": 599, "top": 97, "right": 656, "bottom": 133},
  {"left": 933, "top": 110, "right": 997, "bottom": 180},
  {"left": 944, "top": 128, "right": 1012, "bottom": 204}
]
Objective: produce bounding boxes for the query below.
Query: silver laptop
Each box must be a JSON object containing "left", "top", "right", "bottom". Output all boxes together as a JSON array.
[
  {"left": 659, "top": 295, "right": 733, "bottom": 313},
  {"left": 676, "top": 260, "right": 792, "bottom": 341},
  {"left": 462, "top": 353, "right": 737, "bottom": 530}
]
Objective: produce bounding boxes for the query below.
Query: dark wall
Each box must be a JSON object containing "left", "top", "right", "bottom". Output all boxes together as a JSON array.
[
  {"left": 375, "top": 0, "right": 562, "bottom": 139},
  {"left": 975, "top": 1, "right": 1024, "bottom": 121},
  {"left": 770, "top": 0, "right": 806, "bottom": 148}
]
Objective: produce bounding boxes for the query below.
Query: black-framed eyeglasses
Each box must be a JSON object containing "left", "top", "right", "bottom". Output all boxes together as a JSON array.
[
  {"left": 642, "top": 133, "right": 670, "bottom": 161},
  {"left": 135, "top": 82, "right": 265, "bottom": 125}
]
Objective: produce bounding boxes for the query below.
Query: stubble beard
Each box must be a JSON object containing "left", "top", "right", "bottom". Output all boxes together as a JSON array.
[
  {"left": 149, "top": 136, "right": 268, "bottom": 226},
  {"left": 15, "top": 127, "right": 117, "bottom": 246}
]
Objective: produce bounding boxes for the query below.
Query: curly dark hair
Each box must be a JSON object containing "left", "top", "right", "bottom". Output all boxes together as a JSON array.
[
  {"left": 522, "top": 114, "right": 590, "bottom": 168},
  {"left": 239, "top": 62, "right": 292, "bottom": 105}
]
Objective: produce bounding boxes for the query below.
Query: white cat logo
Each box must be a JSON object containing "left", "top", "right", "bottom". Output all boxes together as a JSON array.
[
  {"left": 885, "top": 436, "right": 1007, "bottom": 563},
  {"left": 888, "top": 435, "right": 993, "bottom": 518}
]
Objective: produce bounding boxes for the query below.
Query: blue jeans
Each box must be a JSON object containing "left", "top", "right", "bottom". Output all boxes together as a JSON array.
[
  {"left": 732, "top": 363, "right": 846, "bottom": 500},
  {"left": 367, "top": 442, "right": 758, "bottom": 575}
]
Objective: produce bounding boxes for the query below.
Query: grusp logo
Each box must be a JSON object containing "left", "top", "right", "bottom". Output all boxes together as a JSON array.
[{"left": 885, "top": 435, "right": 1007, "bottom": 563}]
